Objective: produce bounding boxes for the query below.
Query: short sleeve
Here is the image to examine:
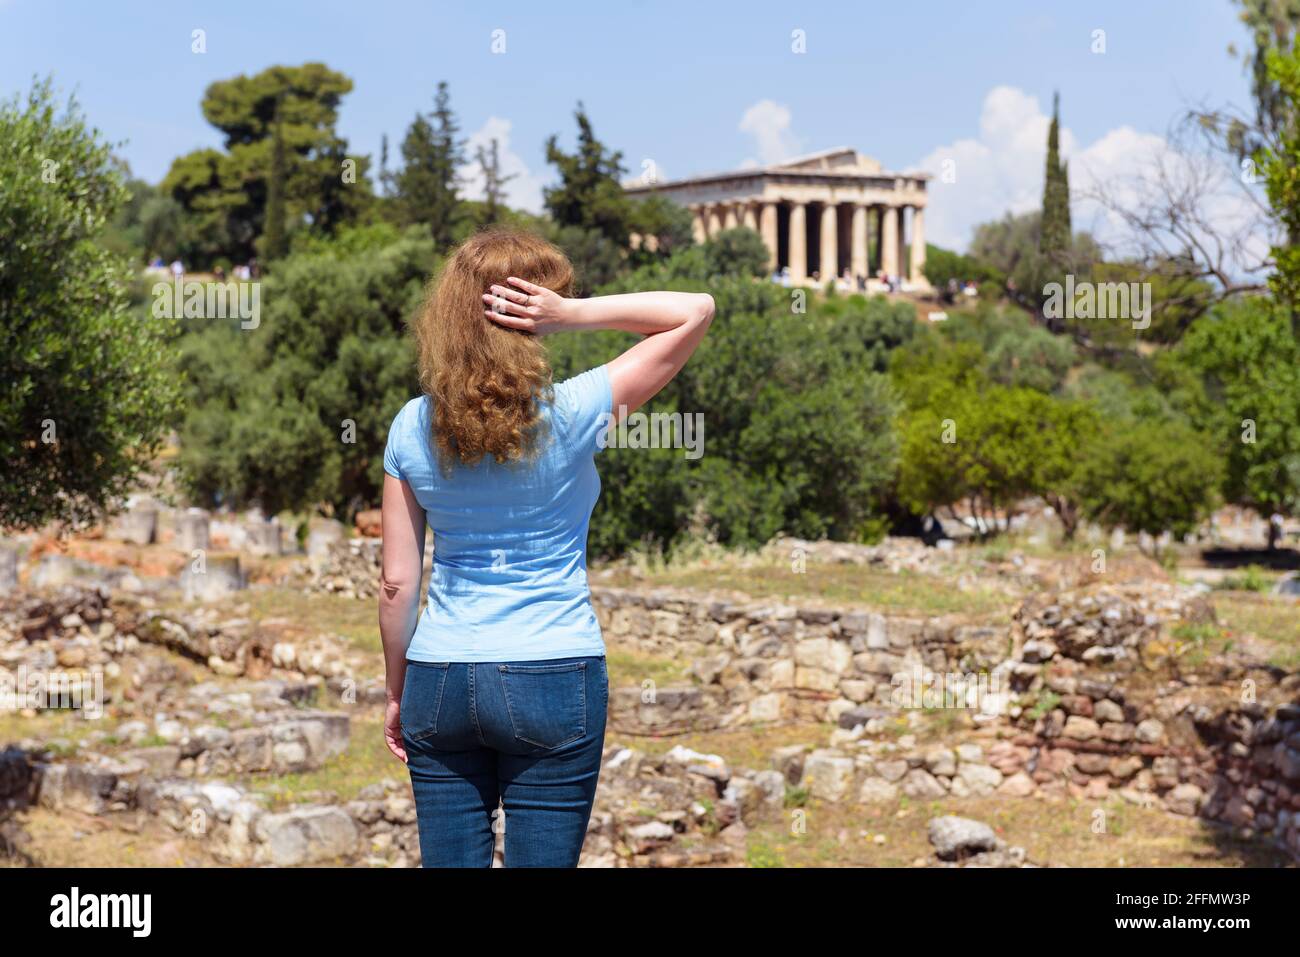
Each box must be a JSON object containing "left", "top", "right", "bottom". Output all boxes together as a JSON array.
[
  {"left": 383, "top": 403, "right": 407, "bottom": 479},
  {"left": 555, "top": 364, "right": 613, "bottom": 456}
]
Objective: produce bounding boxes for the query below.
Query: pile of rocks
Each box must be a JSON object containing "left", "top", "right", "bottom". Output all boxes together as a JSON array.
[
  {"left": 581, "top": 744, "right": 779, "bottom": 867},
  {"left": 307, "top": 539, "right": 381, "bottom": 601},
  {"left": 0, "top": 585, "right": 268, "bottom": 685},
  {"left": 1013, "top": 583, "right": 1213, "bottom": 666},
  {"left": 137, "top": 776, "right": 419, "bottom": 867},
  {"left": 1, "top": 585, "right": 376, "bottom": 691},
  {"left": 1196, "top": 701, "right": 1300, "bottom": 856},
  {"left": 781, "top": 736, "right": 1032, "bottom": 806},
  {"left": 767, "top": 535, "right": 951, "bottom": 574}
]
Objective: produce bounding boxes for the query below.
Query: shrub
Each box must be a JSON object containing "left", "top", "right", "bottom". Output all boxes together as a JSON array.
[{"left": 0, "top": 79, "right": 181, "bottom": 528}]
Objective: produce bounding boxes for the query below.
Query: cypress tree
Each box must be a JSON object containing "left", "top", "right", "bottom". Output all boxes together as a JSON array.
[{"left": 1041, "top": 91, "right": 1070, "bottom": 259}]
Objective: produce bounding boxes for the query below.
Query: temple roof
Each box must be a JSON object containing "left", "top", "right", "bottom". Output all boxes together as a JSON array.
[{"left": 623, "top": 147, "right": 927, "bottom": 191}]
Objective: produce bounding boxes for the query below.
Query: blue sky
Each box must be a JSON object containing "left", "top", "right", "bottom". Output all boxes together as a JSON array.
[{"left": 0, "top": 0, "right": 1258, "bottom": 249}]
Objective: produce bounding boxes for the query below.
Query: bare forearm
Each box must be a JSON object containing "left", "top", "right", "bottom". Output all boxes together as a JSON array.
[
  {"left": 379, "top": 585, "right": 420, "bottom": 703},
  {"left": 566, "top": 291, "right": 713, "bottom": 335}
]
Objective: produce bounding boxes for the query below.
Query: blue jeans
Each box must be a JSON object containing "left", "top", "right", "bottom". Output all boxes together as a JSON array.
[{"left": 401, "top": 655, "right": 608, "bottom": 867}]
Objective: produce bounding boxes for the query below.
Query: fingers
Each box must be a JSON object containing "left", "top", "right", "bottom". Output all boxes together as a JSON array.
[
  {"left": 482, "top": 307, "right": 537, "bottom": 331},
  {"left": 489, "top": 283, "right": 530, "bottom": 305},
  {"left": 384, "top": 731, "right": 408, "bottom": 764},
  {"left": 482, "top": 292, "right": 538, "bottom": 319},
  {"left": 507, "top": 276, "right": 546, "bottom": 297}
]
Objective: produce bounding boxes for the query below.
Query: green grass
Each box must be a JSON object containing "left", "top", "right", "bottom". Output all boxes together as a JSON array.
[
  {"left": 1210, "top": 592, "right": 1300, "bottom": 669},
  {"left": 740, "top": 792, "right": 1293, "bottom": 868},
  {"left": 244, "top": 714, "right": 400, "bottom": 808},
  {"left": 596, "top": 562, "right": 1010, "bottom": 619},
  {"left": 1211, "top": 565, "right": 1277, "bottom": 593},
  {"left": 605, "top": 645, "right": 693, "bottom": 687}
]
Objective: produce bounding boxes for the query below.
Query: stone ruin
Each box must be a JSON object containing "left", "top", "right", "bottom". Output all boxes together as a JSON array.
[{"left": 1, "top": 523, "right": 1298, "bottom": 866}]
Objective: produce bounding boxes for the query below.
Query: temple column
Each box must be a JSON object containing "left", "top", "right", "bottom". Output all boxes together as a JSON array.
[
  {"left": 742, "top": 203, "right": 758, "bottom": 231},
  {"left": 691, "top": 206, "right": 706, "bottom": 245},
  {"left": 850, "top": 204, "right": 868, "bottom": 281},
  {"left": 820, "top": 203, "right": 838, "bottom": 282},
  {"left": 897, "top": 206, "right": 908, "bottom": 280},
  {"left": 881, "top": 205, "right": 899, "bottom": 278},
  {"left": 788, "top": 202, "right": 807, "bottom": 283},
  {"left": 759, "top": 202, "right": 779, "bottom": 272},
  {"left": 707, "top": 205, "right": 723, "bottom": 238},
  {"left": 909, "top": 206, "right": 927, "bottom": 283},
  {"left": 722, "top": 204, "right": 738, "bottom": 230}
]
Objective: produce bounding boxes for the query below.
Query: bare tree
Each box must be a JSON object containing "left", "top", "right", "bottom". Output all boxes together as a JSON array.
[{"left": 1079, "top": 112, "right": 1278, "bottom": 325}]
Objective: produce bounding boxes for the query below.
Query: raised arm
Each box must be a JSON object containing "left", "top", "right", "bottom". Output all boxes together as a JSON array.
[
  {"left": 484, "top": 279, "right": 714, "bottom": 419},
  {"left": 379, "top": 472, "right": 426, "bottom": 763}
]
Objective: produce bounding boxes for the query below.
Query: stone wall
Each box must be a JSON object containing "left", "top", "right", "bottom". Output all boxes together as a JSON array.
[
  {"left": 29, "top": 710, "right": 349, "bottom": 813},
  {"left": 592, "top": 585, "right": 1008, "bottom": 731},
  {"left": 592, "top": 582, "right": 1300, "bottom": 861}
]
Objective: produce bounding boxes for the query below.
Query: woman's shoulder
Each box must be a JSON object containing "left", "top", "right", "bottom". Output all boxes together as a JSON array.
[
  {"left": 551, "top": 365, "right": 611, "bottom": 411},
  {"left": 389, "top": 394, "right": 432, "bottom": 437}
]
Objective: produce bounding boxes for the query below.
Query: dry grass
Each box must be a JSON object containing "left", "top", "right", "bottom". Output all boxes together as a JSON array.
[
  {"left": 1211, "top": 591, "right": 1300, "bottom": 669},
  {"left": 744, "top": 792, "right": 1295, "bottom": 868},
  {"left": 3, "top": 807, "right": 223, "bottom": 868},
  {"left": 595, "top": 561, "right": 1011, "bottom": 619}
]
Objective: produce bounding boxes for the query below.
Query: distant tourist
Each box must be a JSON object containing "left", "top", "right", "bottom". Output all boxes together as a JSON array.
[{"left": 170, "top": 259, "right": 184, "bottom": 279}]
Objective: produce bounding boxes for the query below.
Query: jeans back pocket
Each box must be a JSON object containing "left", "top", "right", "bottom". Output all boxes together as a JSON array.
[
  {"left": 497, "top": 661, "right": 586, "bottom": 749},
  {"left": 401, "top": 661, "right": 450, "bottom": 743}
]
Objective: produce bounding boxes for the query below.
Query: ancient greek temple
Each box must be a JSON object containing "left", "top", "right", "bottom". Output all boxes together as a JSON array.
[{"left": 624, "top": 147, "right": 930, "bottom": 288}]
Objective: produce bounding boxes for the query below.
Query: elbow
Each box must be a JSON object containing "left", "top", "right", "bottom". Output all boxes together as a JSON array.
[
  {"left": 379, "top": 570, "right": 420, "bottom": 604},
  {"left": 694, "top": 293, "right": 716, "bottom": 326}
]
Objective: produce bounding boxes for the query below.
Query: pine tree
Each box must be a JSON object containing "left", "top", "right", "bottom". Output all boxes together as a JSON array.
[
  {"left": 543, "top": 103, "right": 631, "bottom": 246},
  {"left": 393, "top": 81, "right": 464, "bottom": 247},
  {"left": 1040, "top": 91, "right": 1071, "bottom": 260},
  {"left": 476, "top": 137, "right": 517, "bottom": 224},
  {"left": 262, "top": 101, "right": 289, "bottom": 260}
]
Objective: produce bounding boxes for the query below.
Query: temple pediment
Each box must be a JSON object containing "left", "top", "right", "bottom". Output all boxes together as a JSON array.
[{"left": 769, "top": 147, "right": 882, "bottom": 174}]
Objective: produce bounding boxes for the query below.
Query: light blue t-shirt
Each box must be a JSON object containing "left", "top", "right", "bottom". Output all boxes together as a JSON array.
[{"left": 383, "top": 364, "right": 612, "bottom": 662}]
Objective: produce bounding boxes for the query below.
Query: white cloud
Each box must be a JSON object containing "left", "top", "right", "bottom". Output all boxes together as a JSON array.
[
  {"left": 739, "top": 99, "right": 801, "bottom": 167},
  {"left": 916, "top": 85, "right": 1267, "bottom": 269},
  {"left": 917, "top": 86, "right": 1075, "bottom": 250},
  {"left": 915, "top": 87, "right": 1268, "bottom": 276},
  {"left": 458, "top": 117, "right": 544, "bottom": 214}
]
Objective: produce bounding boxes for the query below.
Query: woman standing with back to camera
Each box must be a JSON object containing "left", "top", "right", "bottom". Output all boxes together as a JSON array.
[{"left": 378, "top": 228, "right": 714, "bottom": 867}]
